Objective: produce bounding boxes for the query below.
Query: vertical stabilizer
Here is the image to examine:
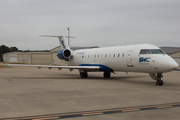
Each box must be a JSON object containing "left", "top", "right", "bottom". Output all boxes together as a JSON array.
[{"left": 58, "top": 35, "right": 70, "bottom": 50}]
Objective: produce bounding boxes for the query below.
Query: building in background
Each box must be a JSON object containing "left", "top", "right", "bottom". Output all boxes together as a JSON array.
[
  {"left": 3, "top": 46, "right": 98, "bottom": 65},
  {"left": 160, "top": 47, "right": 180, "bottom": 55},
  {"left": 3, "top": 52, "right": 51, "bottom": 65}
]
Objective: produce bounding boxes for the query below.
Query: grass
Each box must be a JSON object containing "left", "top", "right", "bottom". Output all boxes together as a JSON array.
[
  {"left": 0, "top": 65, "right": 7, "bottom": 68},
  {"left": 0, "top": 65, "right": 13, "bottom": 68}
]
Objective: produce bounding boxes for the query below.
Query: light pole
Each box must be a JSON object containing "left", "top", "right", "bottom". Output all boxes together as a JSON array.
[{"left": 67, "top": 27, "right": 70, "bottom": 46}]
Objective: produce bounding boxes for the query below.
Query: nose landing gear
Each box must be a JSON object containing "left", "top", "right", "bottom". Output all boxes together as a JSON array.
[
  {"left": 149, "top": 73, "right": 164, "bottom": 86},
  {"left": 156, "top": 73, "right": 163, "bottom": 86},
  {"left": 156, "top": 79, "right": 163, "bottom": 86}
]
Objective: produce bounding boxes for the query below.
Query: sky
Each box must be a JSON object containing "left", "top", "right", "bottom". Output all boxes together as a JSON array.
[{"left": 0, "top": 0, "right": 180, "bottom": 50}]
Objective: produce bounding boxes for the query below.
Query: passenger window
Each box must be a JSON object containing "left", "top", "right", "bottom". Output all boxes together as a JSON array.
[
  {"left": 82, "top": 55, "right": 84, "bottom": 58},
  {"left": 113, "top": 54, "right": 115, "bottom": 57},
  {"left": 118, "top": 54, "right": 120, "bottom": 57},
  {"left": 105, "top": 54, "right": 107, "bottom": 58},
  {"left": 140, "top": 49, "right": 151, "bottom": 54},
  {"left": 122, "top": 54, "right": 124, "bottom": 57},
  {"left": 98, "top": 55, "right": 100, "bottom": 58},
  {"left": 94, "top": 55, "right": 96, "bottom": 58},
  {"left": 151, "top": 49, "right": 165, "bottom": 54}
]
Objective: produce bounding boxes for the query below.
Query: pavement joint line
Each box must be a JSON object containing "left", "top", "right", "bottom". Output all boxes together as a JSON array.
[
  {"left": 100, "top": 109, "right": 122, "bottom": 112},
  {"left": 19, "top": 116, "right": 52, "bottom": 119},
  {"left": 82, "top": 112, "right": 103, "bottom": 116},
  {"left": 32, "top": 117, "right": 60, "bottom": 120},
  {"left": 1, "top": 119, "right": 19, "bottom": 120},
  {"left": 55, "top": 113, "right": 82, "bottom": 116},
  {"left": 156, "top": 105, "right": 172, "bottom": 108},
  {"left": 121, "top": 108, "right": 140, "bottom": 112},
  {"left": 2, "top": 102, "right": 180, "bottom": 120},
  {"left": 82, "top": 111, "right": 103, "bottom": 114},
  {"left": 136, "top": 105, "right": 158, "bottom": 109}
]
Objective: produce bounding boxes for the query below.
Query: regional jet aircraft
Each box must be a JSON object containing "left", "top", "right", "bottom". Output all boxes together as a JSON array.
[{"left": 5, "top": 35, "right": 179, "bottom": 86}]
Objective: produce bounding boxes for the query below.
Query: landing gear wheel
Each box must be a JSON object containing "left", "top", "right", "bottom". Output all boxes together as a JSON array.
[
  {"left": 80, "top": 71, "right": 88, "bottom": 78},
  {"left": 103, "top": 72, "right": 111, "bottom": 78},
  {"left": 156, "top": 80, "right": 163, "bottom": 86},
  {"left": 155, "top": 73, "right": 164, "bottom": 86}
]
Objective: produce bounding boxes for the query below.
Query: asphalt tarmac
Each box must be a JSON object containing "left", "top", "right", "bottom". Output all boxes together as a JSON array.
[{"left": 0, "top": 63, "right": 180, "bottom": 120}]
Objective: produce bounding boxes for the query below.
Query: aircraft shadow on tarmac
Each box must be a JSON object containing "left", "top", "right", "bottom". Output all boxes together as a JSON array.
[
  {"left": 12, "top": 75, "right": 145, "bottom": 80},
  {"left": 11, "top": 75, "right": 155, "bottom": 86}
]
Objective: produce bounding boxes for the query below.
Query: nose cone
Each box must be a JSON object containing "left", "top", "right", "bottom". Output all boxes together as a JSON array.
[
  {"left": 170, "top": 60, "right": 179, "bottom": 70},
  {"left": 166, "top": 57, "right": 179, "bottom": 71},
  {"left": 161, "top": 55, "right": 179, "bottom": 72}
]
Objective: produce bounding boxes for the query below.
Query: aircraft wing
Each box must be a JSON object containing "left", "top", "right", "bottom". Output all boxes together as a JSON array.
[{"left": 5, "top": 64, "right": 99, "bottom": 71}]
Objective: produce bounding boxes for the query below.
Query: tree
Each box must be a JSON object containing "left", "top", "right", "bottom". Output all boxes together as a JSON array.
[
  {"left": 10, "top": 47, "right": 18, "bottom": 52},
  {"left": 0, "top": 45, "right": 10, "bottom": 53},
  {"left": 0, "top": 45, "right": 18, "bottom": 61}
]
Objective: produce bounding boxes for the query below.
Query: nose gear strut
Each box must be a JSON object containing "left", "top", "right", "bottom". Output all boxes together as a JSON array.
[{"left": 156, "top": 73, "right": 163, "bottom": 86}]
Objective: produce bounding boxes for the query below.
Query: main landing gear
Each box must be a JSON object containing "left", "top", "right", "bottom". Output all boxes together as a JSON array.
[
  {"left": 79, "top": 70, "right": 88, "bottom": 78},
  {"left": 79, "top": 71, "right": 111, "bottom": 78},
  {"left": 103, "top": 72, "right": 111, "bottom": 78}
]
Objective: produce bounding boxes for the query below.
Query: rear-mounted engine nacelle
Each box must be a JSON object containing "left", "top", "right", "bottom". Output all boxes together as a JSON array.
[{"left": 57, "top": 49, "right": 71, "bottom": 60}]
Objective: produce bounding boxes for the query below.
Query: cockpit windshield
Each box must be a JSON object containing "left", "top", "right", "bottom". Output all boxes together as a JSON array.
[
  {"left": 139, "top": 49, "right": 165, "bottom": 54},
  {"left": 151, "top": 49, "right": 165, "bottom": 54},
  {"left": 139, "top": 49, "right": 151, "bottom": 54}
]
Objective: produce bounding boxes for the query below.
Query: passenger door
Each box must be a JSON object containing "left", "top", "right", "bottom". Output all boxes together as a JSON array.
[{"left": 127, "top": 51, "right": 133, "bottom": 67}]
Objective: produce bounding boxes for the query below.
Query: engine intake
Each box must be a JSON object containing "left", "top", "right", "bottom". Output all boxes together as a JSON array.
[{"left": 57, "top": 49, "right": 71, "bottom": 60}]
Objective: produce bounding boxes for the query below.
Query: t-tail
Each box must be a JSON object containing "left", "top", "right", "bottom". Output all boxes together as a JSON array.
[
  {"left": 40, "top": 35, "right": 74, "bottom": 60},
  {"left": 58, "top": 35, "right": 70, "bottom": 50},
  {"left": 40, "top": 35, "right": 70, "bottom": 50}
]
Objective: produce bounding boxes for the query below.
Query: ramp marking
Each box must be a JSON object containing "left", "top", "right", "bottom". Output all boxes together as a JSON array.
[{"left": 1, "top": 102, "right": 180, "bottom": 120}]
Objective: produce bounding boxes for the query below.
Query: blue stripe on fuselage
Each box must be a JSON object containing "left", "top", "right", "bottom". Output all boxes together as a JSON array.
[{"left": 79, "top": 64, "right": 114, "bottom": 72}]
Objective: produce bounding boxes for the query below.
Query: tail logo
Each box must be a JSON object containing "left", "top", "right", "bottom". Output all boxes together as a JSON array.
[{"left": 61, "top": 40, "right": 66, "bottom": 49}]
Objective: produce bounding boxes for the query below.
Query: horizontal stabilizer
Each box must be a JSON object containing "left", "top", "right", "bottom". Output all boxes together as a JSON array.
[{"left": 40, "top": 35, "right": 75, "bottom": 38}]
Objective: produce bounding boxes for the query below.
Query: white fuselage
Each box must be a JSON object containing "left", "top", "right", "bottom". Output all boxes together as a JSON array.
[{"left": 69, "top": 44, "right": 178, "bottom": 73}]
